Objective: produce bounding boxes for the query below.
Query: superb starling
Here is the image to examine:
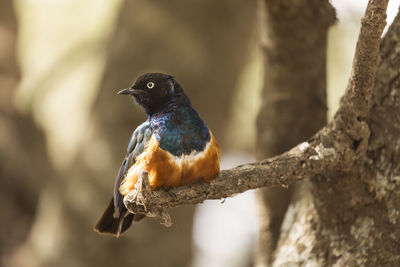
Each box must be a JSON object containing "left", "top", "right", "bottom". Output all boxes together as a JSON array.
[{"left": 94, "top": 73, "right": 221, "bottom": 236}]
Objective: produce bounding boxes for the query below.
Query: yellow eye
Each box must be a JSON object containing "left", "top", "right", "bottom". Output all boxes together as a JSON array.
[{"left": 147, "top": 82, "right": 155, "bottom": 89}]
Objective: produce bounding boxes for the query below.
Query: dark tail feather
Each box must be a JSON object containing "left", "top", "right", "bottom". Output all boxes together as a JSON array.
[{"left": 94, "top": 198, "right": 135, "bottom": 237}]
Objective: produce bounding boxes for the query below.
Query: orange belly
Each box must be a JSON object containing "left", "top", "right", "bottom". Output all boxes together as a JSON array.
[{"left": 119, "top": 132, "right": 221, "bottom": 195}]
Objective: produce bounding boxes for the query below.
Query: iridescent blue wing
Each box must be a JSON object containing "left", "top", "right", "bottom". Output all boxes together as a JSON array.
[
  {"left": 113, "top": 121, "right": 153, "bottom": 210},
  {"left": 94, "top": 121, "right": 152, "bottom": 236}
]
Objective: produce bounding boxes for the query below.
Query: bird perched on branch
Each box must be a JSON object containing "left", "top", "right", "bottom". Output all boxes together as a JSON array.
[{"left": 94, "top": 73, "right": 221, "bottom": 237}]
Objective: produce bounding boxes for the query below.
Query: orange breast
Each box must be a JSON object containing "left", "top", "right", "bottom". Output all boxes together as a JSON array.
[{"left": 119, "top": 132, "right": 221, "bottom": 195}]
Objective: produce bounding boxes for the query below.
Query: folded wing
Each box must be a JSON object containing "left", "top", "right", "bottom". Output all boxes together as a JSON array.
[{"left": 94, "top": 121, "right": 152, "bottom": 237}]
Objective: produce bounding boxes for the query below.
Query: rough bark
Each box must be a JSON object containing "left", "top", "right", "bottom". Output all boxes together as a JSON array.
[
  {"left": 275, "top": 1, "right": 400, "bottom": 266},
  {"left": 255, "top": 0, "right": 335, "bottom": 264}
]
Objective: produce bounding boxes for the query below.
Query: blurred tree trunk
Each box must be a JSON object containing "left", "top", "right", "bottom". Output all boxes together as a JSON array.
[
  {"left": 255, "top": 0, "right": 335, "bottom": 265},
  {"left": 12, "top": 1, "right": 256, "bottom": 267},
  {"left": 0, "top": 0, "right": 52, "bottom": 266},
  {"left": 257, "top": 1, "right": 400, "bottom": 266}
]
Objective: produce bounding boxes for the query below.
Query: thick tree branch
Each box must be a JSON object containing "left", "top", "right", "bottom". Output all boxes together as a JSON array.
[
  {"left": 124, "top": 0, "right": 388, "bottom": 224},
  {"left": 337, "top": 0, "right": 388, "bottom": 120},
  {"left": 125, "top": 129, "right": 345, "bottom": 224}
]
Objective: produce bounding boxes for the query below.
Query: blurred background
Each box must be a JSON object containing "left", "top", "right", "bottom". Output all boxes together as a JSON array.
[{"left": 1, "top": 0, "right": 399, "bottom": 266}]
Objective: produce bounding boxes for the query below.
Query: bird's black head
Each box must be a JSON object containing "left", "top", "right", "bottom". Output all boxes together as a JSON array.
[{"left": 118, "top": 73, "right": 184, "bottom": 115}]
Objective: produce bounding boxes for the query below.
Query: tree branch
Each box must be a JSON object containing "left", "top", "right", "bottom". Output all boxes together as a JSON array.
[
  {"left": 124, "top": 0, "right": 388, "bottom": 224},
  {"left": 337, "top": 0, "right": 388, "bottom": 120},
  {"left": 125, "top": 129, "right": 345, "bottom": 224}
]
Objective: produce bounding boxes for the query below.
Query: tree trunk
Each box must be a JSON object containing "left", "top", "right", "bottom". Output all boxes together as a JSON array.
[
  {"left": 270, "top": 4, "right": 400, "bottom": 267},
  {"left": 255, "top": 0, "right": 335, "bottom": 265}
]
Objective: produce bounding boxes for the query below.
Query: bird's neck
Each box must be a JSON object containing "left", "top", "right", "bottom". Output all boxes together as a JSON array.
[{"left": 147, "top": 93, "right": 191, "bottom": 119}]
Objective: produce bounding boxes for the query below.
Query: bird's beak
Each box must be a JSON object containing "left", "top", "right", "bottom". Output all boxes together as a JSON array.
[{"left": 117, "top": 88, "right": 147, "bottom": 95}]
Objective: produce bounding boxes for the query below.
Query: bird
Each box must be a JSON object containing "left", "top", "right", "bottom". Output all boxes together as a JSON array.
[{"left": 94, "top": 73, "right": 221, "bottom": 237}]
